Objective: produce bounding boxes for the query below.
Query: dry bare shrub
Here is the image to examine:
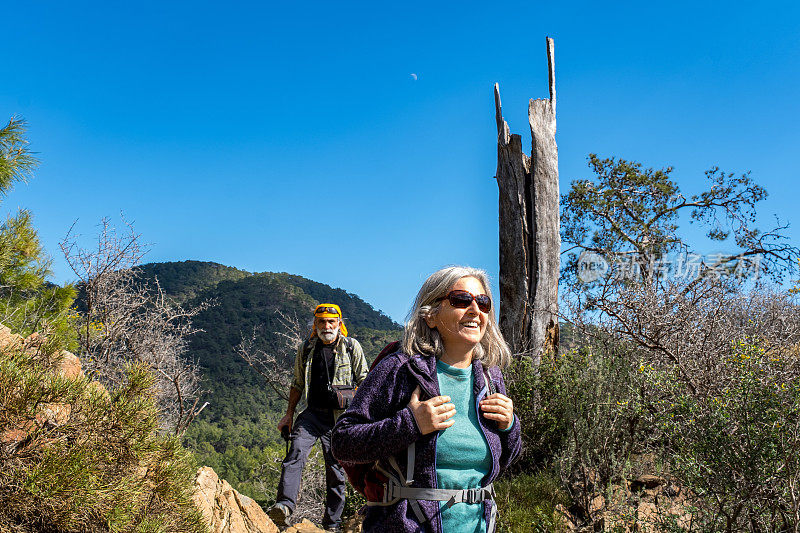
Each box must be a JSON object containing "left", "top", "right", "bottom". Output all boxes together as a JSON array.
[
  {"left": 60, "top": 217, "right": 209, "bottom": 434},
  {"left": 565, "top": 274, "right": 800, "bottom": 394},
  {"left": 235, "top": 310, "right": 305, "bottom": 401}
]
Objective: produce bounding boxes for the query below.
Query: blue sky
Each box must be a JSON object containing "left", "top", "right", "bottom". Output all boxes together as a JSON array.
[{"left": 2, "top": 1, "right": 799, "bottom": 323}]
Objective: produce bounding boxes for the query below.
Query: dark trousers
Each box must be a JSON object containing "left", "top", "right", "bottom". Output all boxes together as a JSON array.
[{"left": 276, "top": 408, "right": 346, "bottom": 527}]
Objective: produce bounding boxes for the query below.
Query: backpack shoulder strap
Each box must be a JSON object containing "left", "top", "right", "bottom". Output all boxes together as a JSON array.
[
  {"left": 342, "top": 336, "right": 357, "bottom": 384},
  {"left": 484, "top": 366, "right": 497, "bottom": 396},
  {"left": 301, "top": 338, "right": 313, "bottom": 366}
]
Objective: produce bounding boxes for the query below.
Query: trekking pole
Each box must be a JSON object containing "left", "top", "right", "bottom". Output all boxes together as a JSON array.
[{"left": 281, "top": 425, "right": 290, "bottom": 455}]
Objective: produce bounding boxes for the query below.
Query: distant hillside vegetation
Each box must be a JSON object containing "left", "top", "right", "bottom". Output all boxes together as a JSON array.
[
  {"left": 134, "top": 261, "right": 401, "bottom": 502},
  {"left": 136, "top": 261, "right": 251, "bottom": 303}
]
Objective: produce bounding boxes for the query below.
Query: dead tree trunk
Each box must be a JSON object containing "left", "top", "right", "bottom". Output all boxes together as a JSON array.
[{"left": 495, "top": 37, "right": 560, "bottom": 367}]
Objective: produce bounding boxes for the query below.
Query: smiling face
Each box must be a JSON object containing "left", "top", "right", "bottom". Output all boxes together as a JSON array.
[{"left": 425, "top": 276, "right": 489, "bottom": 360}]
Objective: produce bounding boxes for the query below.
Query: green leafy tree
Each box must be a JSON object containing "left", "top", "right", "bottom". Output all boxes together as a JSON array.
[
  {"left": 546, "top": 154, "right": 800, "bottom": 529},
  {"left": 562, "top": 154, "right": 797, "bottom": 288},
  {"left": 0, "top": 117, "right": 75, "bottom": 350}
]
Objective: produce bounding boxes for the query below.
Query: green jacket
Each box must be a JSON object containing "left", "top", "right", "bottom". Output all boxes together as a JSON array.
[{"left": 291, "top": 334, "right": 369, "bottom": 421}]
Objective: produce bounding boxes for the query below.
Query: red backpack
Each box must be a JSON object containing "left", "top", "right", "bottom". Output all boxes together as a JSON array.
[{"left": 341, "top": 340, "right": 400, "bottom": 500}]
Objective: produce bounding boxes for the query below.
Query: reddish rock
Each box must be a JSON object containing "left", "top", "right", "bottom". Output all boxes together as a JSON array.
[
  {"left": 631, "top": 475, "right": 665, "bottom": 492},
  {"left": 667, "top": 502, "right": 693, "bottom": 529},
  {"left": 56, "top": 350, "right": 84, "bottom": 380},
  {"left": 36, "top": 403, "right": 72, "bottom": 427},
  {"left": 635, "top": 501, "right": 659, "bottom": 532},
  {"left": 0, "top": 419, "right": 38, "bottom": 452},
  {"left": 0, "top": 428, "right": 29, "bottom": 445},
  {"left": 284, "top": 519, "right": 324, "bottom": 532},
  {"left": 589, "top": 493, "right": 606, "bottom": 514},
  {"left": 194, "top": 466, "right": 278, "bottom": 533},
  {"left": 0, "top": 324, "right": 24, "bottom": 351}
]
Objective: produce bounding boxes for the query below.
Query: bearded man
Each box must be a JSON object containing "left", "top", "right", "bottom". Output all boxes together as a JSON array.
[{"left": 268, "top": 303, "right": 368, "bottom": 531}]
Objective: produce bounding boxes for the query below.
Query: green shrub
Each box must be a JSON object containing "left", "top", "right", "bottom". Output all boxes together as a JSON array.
[
  {"left": 505, "top": 345, "right": 667, "bottom": 530},
  {"left": 509, "top": 347, "right": 650, "bottom": 477},
  {"left": 0, "top": 345, "right": 208, "bottom": 533},
  {"left": 506, "top": 334, "right": 800, "bottom": 532},
  {"left": 0, "top": 208, "right": 78, "bottom": 353},
  {"left": 343, "top": 483, "right": 367, "bottom": 519},
  {"left": 495, "top": 471, "right": 568, "bottom": 532},
  {"left": 652, "top": 339, "right": 800, "bottom": 531}
]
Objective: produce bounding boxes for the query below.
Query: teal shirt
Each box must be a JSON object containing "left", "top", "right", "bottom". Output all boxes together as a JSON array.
[{"left": 436, "top": 360, "right": 492, "bottom": 533}]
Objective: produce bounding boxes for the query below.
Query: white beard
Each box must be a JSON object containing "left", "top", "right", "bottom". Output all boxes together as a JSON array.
[{"left": 318, "top": 329, "right": 338, "bottom": 343}]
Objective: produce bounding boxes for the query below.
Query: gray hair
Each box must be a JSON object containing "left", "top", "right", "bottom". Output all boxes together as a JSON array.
[{"left": 401, "top": 266, "right": 512, "bottom": 369}]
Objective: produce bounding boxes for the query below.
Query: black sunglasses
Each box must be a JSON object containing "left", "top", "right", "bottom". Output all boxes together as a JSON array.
[
  {"left": 315, "top": 306, "right": 340, "bottom": 316},
  {"left": 437, "top": 290, "right": 492, "bottom": 313}
]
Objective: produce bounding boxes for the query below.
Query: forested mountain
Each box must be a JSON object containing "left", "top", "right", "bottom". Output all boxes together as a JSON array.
[
  {"left": 134, "top": 261, "right": 401, "bottom": 502},
  {"left": 136, "top": 261, "right": 252, "bottom": 303}
]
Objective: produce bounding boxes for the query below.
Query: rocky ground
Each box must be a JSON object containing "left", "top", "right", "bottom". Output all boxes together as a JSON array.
[{"left": 555, "top": 469, "right": 693, "bottom": 532}]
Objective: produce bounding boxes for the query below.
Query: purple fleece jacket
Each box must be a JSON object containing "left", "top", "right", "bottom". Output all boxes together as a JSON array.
[{"left": 331, "top": 350, "right": 521, "bottom": 533}]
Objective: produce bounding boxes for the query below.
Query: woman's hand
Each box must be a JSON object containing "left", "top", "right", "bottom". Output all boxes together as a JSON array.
[
  {"left": 480, "top": 393, "right": 514, "bottom": 431},
  {"left": 408, "top": 386, "right": 456, "bottom": 435}
]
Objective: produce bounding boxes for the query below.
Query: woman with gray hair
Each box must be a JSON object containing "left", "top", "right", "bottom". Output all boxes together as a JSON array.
[{"left": 332, "top": 266, "right": 520, "bottom": 533}]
